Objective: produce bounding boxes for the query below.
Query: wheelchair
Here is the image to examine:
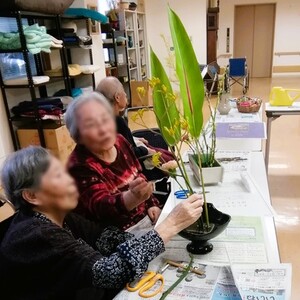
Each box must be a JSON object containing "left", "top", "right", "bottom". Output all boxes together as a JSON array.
[{"left": 226, "top": 57, "right": 249, "bottom": 94}]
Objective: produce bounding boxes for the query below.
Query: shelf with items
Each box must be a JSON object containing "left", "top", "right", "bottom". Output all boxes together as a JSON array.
[
  {"left": 101, "top": 23, "right": 131, "bottom": 102},
  {"left": 119, "top": 10, "right": 149, "bottom": 87},
  {"left": 0, "top": 11, "right": 96, "bottom": 151}
]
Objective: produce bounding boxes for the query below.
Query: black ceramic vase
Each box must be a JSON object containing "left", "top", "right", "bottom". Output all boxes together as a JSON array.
[{"left": 178, "top": 203, "right": 231, "bottom": 255}]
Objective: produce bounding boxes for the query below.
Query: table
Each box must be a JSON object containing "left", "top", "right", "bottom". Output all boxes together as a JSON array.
[
  {"left": 156, "top": 151, "right": 280, "bottom": 264},
  {"left": 265, "top": 102, "right": 300, "bottom": 171},
  {"left": 116, "top": 151, "right": 281, "bottom": 299}
]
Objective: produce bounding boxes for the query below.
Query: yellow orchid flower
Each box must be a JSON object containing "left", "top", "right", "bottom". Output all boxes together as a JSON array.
[
  {"left": 151, "top": 152, "right": 162, "bottom": 167},
  {"left": 137, "top": 108, "right": 146, "bottom": 118},
  {"left": 180, "top": 118, "right": 189, "bottom": 130},
  {"left": 137, "top": 87, "right": 146, "bottom": 98},
  {"left": 161, "top": 84, "right": 168, "bottom": 93},
  {"left": 131, "top": 112, "right": 139, "bottom": 122},
  {"left": 149, "top": 77, "right": 161, "bottom": 88}
]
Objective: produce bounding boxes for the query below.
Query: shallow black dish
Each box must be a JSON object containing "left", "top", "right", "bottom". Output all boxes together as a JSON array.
[{"left": 178, "top": 203, "right": 231, "bottom": 254}]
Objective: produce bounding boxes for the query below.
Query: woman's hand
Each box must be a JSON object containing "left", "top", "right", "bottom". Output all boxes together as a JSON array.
[
  {"left": 138, "top": 137, "right": 149, "bottom": 145},
  {"left": 155, "top": 194, "right": 204, "bottom": 244},
  {"left": 147, "top": 206, "right": 161, "bottom": 224},
  {"left": 123, "top": 178, "right": 154, "bottom": 211}
]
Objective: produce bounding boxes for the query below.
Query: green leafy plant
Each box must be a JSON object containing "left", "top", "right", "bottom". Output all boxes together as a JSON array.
[
  {"left": 132, "top": 7, "right": 218, "bottom": 230},
  {"left": 151, "top": 7, "right": 210, "bottom": 228}
]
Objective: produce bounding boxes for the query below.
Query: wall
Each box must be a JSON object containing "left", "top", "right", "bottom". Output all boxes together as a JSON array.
[
  {"left": 217, "top": 0, "right": 300, "bottom": 74},
  {"left": 145, "top": 0, "right": 207, "bottom": 78},
  {"left": 0, "top": 0, "right": 106, "bottom": 167}
]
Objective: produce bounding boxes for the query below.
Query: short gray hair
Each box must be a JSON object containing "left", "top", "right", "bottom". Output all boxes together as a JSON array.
[
  {"left": 96, "top": 76, "right": 124, "bottom": 104},
  {"left": 64, "top": 92, "right": 113, "bottom": 143},
  {"left": 1, "top": 146, "right": 51, "bottom": 210}
]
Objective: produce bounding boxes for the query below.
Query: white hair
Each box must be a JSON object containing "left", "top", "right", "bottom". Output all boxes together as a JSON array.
[
  {"left": 1, "top": 146, "right": 51, "bottom": 210},
  {"left": 96, "top": 76, "right": 124, "bottom": 104},
  {"left": 64, "top": 92, "right": 113, "bottom": 143}
]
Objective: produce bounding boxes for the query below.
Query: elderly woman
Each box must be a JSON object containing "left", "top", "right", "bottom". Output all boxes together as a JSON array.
[
  {"left": 97, "top": 76, "right": 174, "bottom": 186},
  {"left": 0, "top": 146, "right": 203, "bottom": 299},
  {"left": 96, "top": 77, "right": 173, "bottom": 161},
  {"left": 96, "top": 76, "right": 150, "bottom": 158},
  {"left": 66, "top": 92, "right": 162, "bottom": 231}
]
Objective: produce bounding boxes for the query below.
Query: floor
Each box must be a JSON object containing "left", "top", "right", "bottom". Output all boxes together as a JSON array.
[{"left": 129, "top": 76, "right": 300, "bottom": 299}]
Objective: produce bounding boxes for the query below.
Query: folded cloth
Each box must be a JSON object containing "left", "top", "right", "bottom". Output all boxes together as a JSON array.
[
  {"left": 80, "top": 65, "right": 101, "bottom": 74},
  {"left": 50, "top": 41, "right": 63, "bottom": 48},
  {"left": 64, "top": 8, "right": 108, "bottom": 23},
  {"left": 44, "top": 64, "right": 82, "bottom": 77},
  {"left": 20, "top": 108, "right": 63, "bottom": 118},
  {"left": 62, "top": 36, "right": 79, "bottom": 45},
  {"left": 50, "top": 36, "right": 63, "bottom": 44},
  {"left": 54, "top": 88, "right": 83, "bottom": 98},
  {"left": 61, "top": 21, "right": 78, "bottom": 33},
  {"left": 0, "top": 24, "right": 63, "bottom": 54},
  {"left": 4, "top": 76, "right": 50, "bottom": 86},
  {"left": 12, "top": 98, "right": 64, "bottom": 116}
]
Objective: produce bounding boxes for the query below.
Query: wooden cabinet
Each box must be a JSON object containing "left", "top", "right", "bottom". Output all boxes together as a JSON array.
[{"left": 207, "top": 30, "right": 218, "bottom": 64}]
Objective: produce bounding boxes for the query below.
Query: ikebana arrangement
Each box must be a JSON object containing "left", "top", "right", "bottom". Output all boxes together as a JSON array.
[{"left": 133, "top": 7, "right": 230, "bottom": 254}]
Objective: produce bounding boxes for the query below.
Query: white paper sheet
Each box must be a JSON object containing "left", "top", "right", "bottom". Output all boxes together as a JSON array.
[
  {"left": 215, "top": 108, "right": 261, "bottom": 123},
  {"left": 211, "top": 266, "right": 242, "bottom": 300},
  {"left": 215, "top": 151, "right": 251, "bottom": 172},
  {"left": 232, "top": 264, "right": 292, "bottom": 300}
]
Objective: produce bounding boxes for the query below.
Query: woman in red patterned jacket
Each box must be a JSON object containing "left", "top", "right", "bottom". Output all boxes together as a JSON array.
[{"left": 66, "top": 92, "right": 162, "bottom": 231}]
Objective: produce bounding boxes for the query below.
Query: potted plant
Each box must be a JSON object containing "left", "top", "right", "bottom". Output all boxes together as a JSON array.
[
  {"left": 133, "top": 7, "right": 230, "bottom": 254},
  {"left": 188, "top": 76, "right": 225, "bottom": 185}
]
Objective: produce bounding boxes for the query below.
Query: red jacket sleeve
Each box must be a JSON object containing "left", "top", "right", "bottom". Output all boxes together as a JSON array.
[{"left": 69, "top": 165, "right": 134, "bottom": 228}]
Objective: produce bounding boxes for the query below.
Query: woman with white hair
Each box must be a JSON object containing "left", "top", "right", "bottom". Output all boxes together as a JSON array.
[
  {"left": 66, "top": 92, "right": 161, "bottom": 231},
  {"left": 0, "top": 146, "right": 203, "bottom": 299}
]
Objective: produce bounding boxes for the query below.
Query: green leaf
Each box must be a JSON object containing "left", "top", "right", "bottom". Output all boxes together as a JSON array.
[
  {"left": 150, "top": 47, "right": 181, "bottom": 146},
  {"left": 168, "top": 7, "right": 205, "bottom": 138}
]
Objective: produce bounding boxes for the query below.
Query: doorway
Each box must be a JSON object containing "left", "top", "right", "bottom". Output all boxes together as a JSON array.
[{"left": 234, "top": 4, "right": 276, "bottom": 78}]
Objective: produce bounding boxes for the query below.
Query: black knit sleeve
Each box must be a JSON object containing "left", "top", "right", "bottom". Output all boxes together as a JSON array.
[
  {"left": 92, "top": 229, "right": 165, "bottom": 288},
  {"left": 46, "top": 225, "right": 164, "bottom": 290},
  {"left": 95, "top": 227, "right": 134, "bottom": 256},
  {"left": 65, "top": 213, "right": 104, "bottom": 248}
]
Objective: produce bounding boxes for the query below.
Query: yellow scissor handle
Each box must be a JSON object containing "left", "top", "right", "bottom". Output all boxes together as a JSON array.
[
  {"left": 138, "top": 274, "right": 165, "bottom": 298},
  {"left": 126, "top": 271, "right": 156, "bottom": 292}
]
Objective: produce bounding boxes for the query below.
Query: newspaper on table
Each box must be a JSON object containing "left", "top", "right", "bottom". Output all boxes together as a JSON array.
[
  {"left": 231, "top": 264, "right": 292, "bottom": 300},
  {"left": 114, "top": 260, "right": 221, "bottom": 300},
  {"left": 212, "top": 266, "right": 242, "bottom": 300}
]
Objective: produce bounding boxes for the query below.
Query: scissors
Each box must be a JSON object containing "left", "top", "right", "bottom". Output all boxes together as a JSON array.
[
  {"left": 174, "top": 189, "right": 189, "bottom": 199},
  {"left": 126, "top": 263, "right": 169, "bottom": 298}
]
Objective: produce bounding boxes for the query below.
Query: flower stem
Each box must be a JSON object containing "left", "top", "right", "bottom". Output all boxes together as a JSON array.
[
  {"left": 194, "top": 138, "right": 210, "bottom": 227},
  {"left": 159, "top": 255, "right": 194, "bottom": 300}
]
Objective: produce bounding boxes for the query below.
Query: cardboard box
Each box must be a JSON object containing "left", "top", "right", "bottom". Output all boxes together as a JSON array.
[
  {"left": 17, "top": 125, "right": 75, "bottom": 163},
  {"left": 130, "top": 80, "right": 152, "bottom": 107}
]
